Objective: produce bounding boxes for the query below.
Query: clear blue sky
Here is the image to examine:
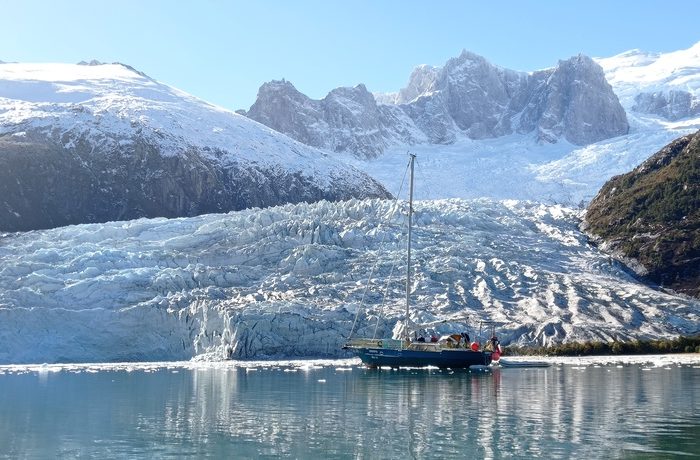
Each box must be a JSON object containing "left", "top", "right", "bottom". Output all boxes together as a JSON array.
[{"left": 3, "top": 0, "right": 699, "bottom": 110}]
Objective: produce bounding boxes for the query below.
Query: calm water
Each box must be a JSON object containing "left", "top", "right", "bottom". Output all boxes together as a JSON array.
[{"left": 1, "top": 358, "right": 699, "bottom": 459}]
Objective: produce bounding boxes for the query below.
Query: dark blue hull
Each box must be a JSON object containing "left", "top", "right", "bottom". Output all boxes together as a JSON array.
[{"left": 354, "top": 347, "right": 492, "bottom": 369}]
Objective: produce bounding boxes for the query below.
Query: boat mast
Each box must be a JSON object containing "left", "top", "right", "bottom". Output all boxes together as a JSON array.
[{"left": 405, "top": 153, "right": 416, "bottom": 342}]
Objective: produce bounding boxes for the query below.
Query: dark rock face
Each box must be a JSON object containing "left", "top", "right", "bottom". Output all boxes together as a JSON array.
[
  {"left": 0, "top": 130, "right": 391, "bottom": 232},
  {"left": 245, "top": 52, "right": 629, "bottom": 158},
  {"left": 633, "top": 90, "right": 700, "bottom": 121},
  {"left": 521, "top": 55, "right": 630, "bottom": 145},
  {"left": 435, "top": 51, "right": 523, "bottom": 138},
  {"left": 583, "top": 131, "right": 700, "bottom": 298},
  {"left": 246, "top": 80, "right": 390, "bottom": 158},
  {"left": 245, "top": 80, "right": 328, "bottom": 149}
]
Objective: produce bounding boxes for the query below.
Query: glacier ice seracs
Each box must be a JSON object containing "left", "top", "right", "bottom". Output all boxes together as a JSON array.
[{"left": 0, "top": 199, "right": 697, "bottom": 364}]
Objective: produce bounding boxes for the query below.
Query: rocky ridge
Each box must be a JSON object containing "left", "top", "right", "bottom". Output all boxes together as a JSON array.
[
  {"left": 0, "top": 62, "right": 391, "bottom": 232},
  {"left": 244, "top": 51, "right": 629, "bottom": 158},
  {"left": 583, "top": 130, "right": 700, "bottom": 298}
]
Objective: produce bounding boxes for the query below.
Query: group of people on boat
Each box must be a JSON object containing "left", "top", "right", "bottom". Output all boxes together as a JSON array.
[{"left": 412, "top": 330, "right": 501, "bottom": 353}]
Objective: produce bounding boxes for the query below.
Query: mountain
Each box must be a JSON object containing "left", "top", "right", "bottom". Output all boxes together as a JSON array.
[
  {"left": 597, "top": 42, "right": 700, "bottom": 121},
  {"left": 242, "top": 79, "right": 425, "bottom": 158},
  {"left": 0, "top": 62, "right": 390, "bottom": 232},
  {"left": 244, "top": 51, "right": 628, "bottom": 158},
  {"left": 340, "top": 42, "right": 700, "bottom": 208},
  {"left": 583, "top": 130, "right": 700, "bottom": 298},
  {"left": 1, "top": 198, "right": 697, "bottom": 364}
]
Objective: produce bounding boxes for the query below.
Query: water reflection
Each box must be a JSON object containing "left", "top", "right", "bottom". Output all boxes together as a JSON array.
[{"left": 0, "top": 364, "right": 698, "bottom": 458}]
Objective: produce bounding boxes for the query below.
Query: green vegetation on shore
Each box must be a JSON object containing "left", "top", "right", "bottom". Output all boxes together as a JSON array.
[
  {"left": 506, "top": 336, "right": 700, "bottom": 357},
  {"left": 583, "top": 131, "right": 700, "bottom": 298}
]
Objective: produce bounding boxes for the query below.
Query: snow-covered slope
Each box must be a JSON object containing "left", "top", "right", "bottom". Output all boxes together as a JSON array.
[
  {"left": 0, "top": 199, "right": 697, "bottom": 364},
  {"left": 597, "top": 42, "right": 700, "bottom": 121},
  {"left": 0, "top": 61, "right": 389, "bottom": 231}
]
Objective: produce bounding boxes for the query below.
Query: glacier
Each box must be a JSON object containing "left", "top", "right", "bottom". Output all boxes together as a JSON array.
[{"left": 1, "top": 199, "right": 697, "bottom": 364}]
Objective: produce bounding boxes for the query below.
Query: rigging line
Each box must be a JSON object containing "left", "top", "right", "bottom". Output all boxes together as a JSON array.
[
  {"left": 372, "top": 248, "right": 402, "bottom": 339},
  {"left": 347, "top": 156, "right": 412, "bottom": 341}
]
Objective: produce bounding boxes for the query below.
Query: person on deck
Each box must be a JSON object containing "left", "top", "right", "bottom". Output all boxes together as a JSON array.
[{"left": 490, "top": 335, "right": 501, "bottom": 353}]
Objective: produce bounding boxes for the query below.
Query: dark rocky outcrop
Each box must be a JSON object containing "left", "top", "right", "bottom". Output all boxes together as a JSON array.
[
  {"left": 246, "top": 80, "right": 424, "bottom": 158},
  {"left": 519, "top": 55, "right": 629, "bottom": 145},
  {"left": 583, "top": 130, "right": 700, "bottom": 298},
  {"left": 0, "top": 130, "right": 391, "bottom": 232}
]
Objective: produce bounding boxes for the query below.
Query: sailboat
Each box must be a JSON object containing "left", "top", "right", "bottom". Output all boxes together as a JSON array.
[{"left": 343, "top": 154, "right": 495, "bottom": 369}]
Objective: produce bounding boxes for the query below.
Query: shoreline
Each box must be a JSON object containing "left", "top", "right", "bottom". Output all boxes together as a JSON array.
[{"left": 1, "top": 353, "right": 699, "bottom": 374}]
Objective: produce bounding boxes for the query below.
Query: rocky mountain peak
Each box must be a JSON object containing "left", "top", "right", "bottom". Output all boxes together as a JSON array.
[
  {"left": 246, "top": 79, "right": 318, "bottom": 139},
  {"left": 245, "top": 49, "right": 629, "bottom": 157},
  {"left": 529, "top": 54, "right": 629, "bottom": 145},
  {"left": 454, "top": 49, "right": 489, "bottom": 65},
  {"left": 394, "top": 64, "right": 439, "bottom": 104},
  {"left": 326, "top": 83, "right": 375, "bottom": 106},
  {"left": 256, "top": 79, "right": 305, "bottom": 100}
]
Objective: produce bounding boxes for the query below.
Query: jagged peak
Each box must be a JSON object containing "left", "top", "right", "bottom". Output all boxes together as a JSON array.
[
  {"left": 550, "top": 54, "right": 606, "bottom": 78},
  {"left": 444, "top": 49, "right": 490, "bottom": 70},
  {"left": 256, "top": 79, "right": 305, "bottom": 98},
  {"left": 442, "top": 48, "right": 518, "bottom": 77},
  {"left": 560, "top": 53, "right": 596, "bottom": 66},
  {"left": 408, "top": 64, "right": 439, "bottom": 78},
  {"left": 264, "top": 78, "right": 294, "bottom": 87},
  {"left": 410, "top": 63, "right": 439, "bottom": 75},
  {"left": 325, "top": 83, "right": 376, "bottom": 108},
  {"left": 457, "top": 48, "right": 487, "bottom": 62},
  {"left": 114, "top": 62, "right": 152, "bottom": 80},
  {"left": 328, "top": 83, "right": 371, "bottom": 96}
]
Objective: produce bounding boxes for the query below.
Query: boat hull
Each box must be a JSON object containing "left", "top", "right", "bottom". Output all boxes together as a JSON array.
[{"left": 353, "top": 346, "right": 492, "bottom": 369}]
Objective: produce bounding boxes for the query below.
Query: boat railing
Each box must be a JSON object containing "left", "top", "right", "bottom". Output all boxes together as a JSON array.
[
  {"left": 344, "top": 338, "right": 407, "bottom": 350},
  {"left": 344, "top": 338, "right": 381, "bottom": 349},
  {"left": 406, "top": 342, "right": 442, "bottom": 351}
]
